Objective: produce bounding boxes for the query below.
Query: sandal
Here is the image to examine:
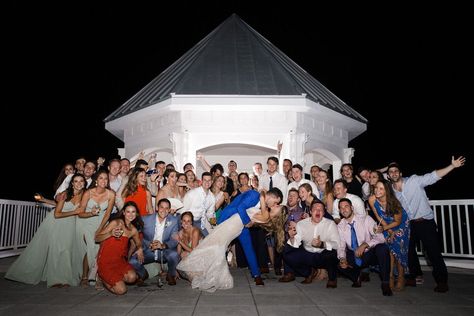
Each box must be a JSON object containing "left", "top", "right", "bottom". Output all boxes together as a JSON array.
[
  {"left": 80, "top": 278, "right": 89, "bottom": 288},
  {"left": 95, "top": 278, "right": 104, "bottom": 291}
]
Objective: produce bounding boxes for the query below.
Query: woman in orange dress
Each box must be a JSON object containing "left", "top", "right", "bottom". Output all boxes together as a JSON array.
[
  {"left": 122, "top": 168, "right": 153, "bottom": 217},
  {"left": 95, "top": 201, "right": 144, "bottom": 295}
]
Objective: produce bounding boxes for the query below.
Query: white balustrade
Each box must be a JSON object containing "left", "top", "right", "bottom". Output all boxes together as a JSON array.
[
  {"left": 0, "top": 199, "right": 50, "bottom": 258},
  {"left": 0, "top": 198, "right": 473, "bottom": 259}
]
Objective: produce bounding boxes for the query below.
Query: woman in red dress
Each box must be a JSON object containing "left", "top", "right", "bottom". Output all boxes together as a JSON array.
[{"left": 95, "top": 201, "right": 144, "bottom": 295}]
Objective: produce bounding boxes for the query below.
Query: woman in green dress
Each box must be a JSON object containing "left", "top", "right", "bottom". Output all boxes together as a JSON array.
[{"left": 5, "top": 173, "right": 86, "bottom": 287}]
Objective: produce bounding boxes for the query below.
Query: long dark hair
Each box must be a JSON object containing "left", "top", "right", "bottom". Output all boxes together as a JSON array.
[
  {"left": 377, "top": 180, "right": 403, "bottom": 217},
  {"left": 257, "top": 205, "right": 288, "bottom": 253},
  {"left": 120, "top": 201, "right": 144, "bottom": 231},
  {"left": 53, "top": 163, "right": 74, "bottom": 192},
  {"left": 65, "top": 173, "right": 87, "bottom": 201}
]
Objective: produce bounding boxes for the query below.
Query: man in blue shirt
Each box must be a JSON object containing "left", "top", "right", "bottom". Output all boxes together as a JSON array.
[{"left": 388, "top": 156, "right": 466, "bottom": 293}]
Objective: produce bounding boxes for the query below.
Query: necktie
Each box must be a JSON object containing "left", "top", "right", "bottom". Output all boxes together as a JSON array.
[
  {"left": 349, "top": 222, "right": 362, "bottom": 266},
  {"left": 269, "top": 176, "right": 273, "bottom": 190}
]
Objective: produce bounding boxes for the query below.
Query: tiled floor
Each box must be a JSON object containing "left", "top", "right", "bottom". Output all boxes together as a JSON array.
[{"left": 1, "top": 256, "right": 473, "bottom": 315}]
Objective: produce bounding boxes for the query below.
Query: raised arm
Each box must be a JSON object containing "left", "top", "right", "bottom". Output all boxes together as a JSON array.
[
  {"left": 436, "top": 156, "right": 466, "bottom": 178},
  {"left": 196, "top": 152, "right": 212, "bottom": 172}
]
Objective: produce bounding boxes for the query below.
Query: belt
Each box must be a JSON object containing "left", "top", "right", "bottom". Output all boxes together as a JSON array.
[{"left": 411, "top": 218, "right": 426, "bottom": 223}]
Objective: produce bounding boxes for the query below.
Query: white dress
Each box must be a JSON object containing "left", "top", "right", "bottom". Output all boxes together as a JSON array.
[{"left": 176, "top": 207, "right": 261, "bottom": 292}]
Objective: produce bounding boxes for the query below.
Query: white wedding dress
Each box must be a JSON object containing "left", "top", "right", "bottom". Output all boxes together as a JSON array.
[{"left": 176, "top": 207, "right": 261, "bottom": 292}]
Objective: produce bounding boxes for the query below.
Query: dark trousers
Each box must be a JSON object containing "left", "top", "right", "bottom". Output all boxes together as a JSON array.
[
  {"left": 274, "top": 243, "right": 283, "bottom": 272},
  {"left": 407, "top": 219, "right": 447, "bottom": 283},
  {"left": 129, "top": 247, "right": 180, "bottom": 278},
  {"left": 282, "top": 245, "right": 338, "bottom": 280},
  {"left": 250, "top": 227, "right": 269, "bottom": 269},
  {"left": 338, "top": 244, "right": 390, "bottom": 283},
  {"left": 234, "top": 239, "right": 248, "bottom": 268}
]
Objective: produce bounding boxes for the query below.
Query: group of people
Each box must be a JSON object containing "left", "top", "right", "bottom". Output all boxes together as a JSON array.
[{"left": 4, "top": 151, "right": 465, "bottom": 297}]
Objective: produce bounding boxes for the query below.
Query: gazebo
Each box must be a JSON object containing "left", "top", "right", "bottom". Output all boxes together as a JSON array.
[{"left": 105, "top": 14, "right": 367, "bottom": 175}]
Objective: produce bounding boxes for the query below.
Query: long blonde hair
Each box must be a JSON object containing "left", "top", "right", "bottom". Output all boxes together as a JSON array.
[{"left": 257, "top": 205, "right": 288, "bottom": 252}]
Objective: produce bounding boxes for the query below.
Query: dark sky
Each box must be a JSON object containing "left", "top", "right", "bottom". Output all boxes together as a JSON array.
[{"left": 1, "top": 3, "right": 472, "bottom": 201}]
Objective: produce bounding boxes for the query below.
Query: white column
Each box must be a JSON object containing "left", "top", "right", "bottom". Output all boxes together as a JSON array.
[
  {"left": 332, "top": 160, "right": 342, "bottom": 180},
  {"left": 117, "top": 148, "right": 125, "bottom": 159},
  {"left": 343, "top": 147, "right": 355, "bottom": 163},
  {"left": 169, "top": 132, "right": 190, "bottom": 171}
]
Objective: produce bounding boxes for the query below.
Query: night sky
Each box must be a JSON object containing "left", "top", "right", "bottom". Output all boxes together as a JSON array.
[{"left": 1, "top": 3, "right": 471, "bottom": 201}]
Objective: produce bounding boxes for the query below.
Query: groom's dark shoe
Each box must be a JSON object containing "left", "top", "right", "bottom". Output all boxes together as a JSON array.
[
  {"left": 254, "top": 276, "right": 264, "bottom": 286},
  {"left": 166, "top": 274, "right": 177, "bottom": 286},
  {"left": 136, "top": 270, "right": 149, "bottom": 286}
]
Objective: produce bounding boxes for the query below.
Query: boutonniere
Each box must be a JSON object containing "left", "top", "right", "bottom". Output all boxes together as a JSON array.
[{"left": 164, "top": 221, "right": 170, "bottom": 228}]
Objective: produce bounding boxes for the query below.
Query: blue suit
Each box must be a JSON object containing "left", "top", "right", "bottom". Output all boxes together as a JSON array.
[
  {"left": 218, "top": 190, "right": 260, "bottom": 277},
  {"left": 129, "top": 214, "right": 180, "bottom": 278}
]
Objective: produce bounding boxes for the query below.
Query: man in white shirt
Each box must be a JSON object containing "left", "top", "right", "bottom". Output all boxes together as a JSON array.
[
  {"left": 279, "top": 200, "right": 339, "bottom": 287},
  {"left": 55, "top": 160, "right": 96, "bottom": 198},
  {"left": 259, "top": 157, "right": 288, "bottom": 204},
  {"left": 287, "top": 164, "right": 319, "bottom": 199},
  {"left": 180, "top": 172, "right": 215, "bottom": 236},
  {"left": 332, "top": 179, "right": 366, "bottom": 223},
  {"left": 253, "top": 162, "right": 263, "bottom": 178}
]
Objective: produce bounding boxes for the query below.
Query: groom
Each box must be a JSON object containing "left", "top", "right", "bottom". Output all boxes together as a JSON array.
[{"left": 218, "top": 187, "right": 283, "bottom": 286}]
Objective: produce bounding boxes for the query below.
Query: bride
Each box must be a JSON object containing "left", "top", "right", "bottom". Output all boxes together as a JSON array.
[{"left": 176, "top": 189, "right": 287, "bottom": 292}]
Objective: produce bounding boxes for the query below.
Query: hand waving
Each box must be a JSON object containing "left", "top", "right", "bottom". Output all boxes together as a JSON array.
[{"left": 451, "top": 156, "right": 466, "bottom": 168}]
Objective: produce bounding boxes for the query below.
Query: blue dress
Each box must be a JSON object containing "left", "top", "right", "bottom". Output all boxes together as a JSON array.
[{"left": 374, "top": 200, "right": 410, "bottom": 268}]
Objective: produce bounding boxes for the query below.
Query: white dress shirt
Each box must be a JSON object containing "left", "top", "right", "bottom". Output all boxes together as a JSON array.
[
  {"left": 288, "top": 217, "right": 340, "bottom": 253},
  {"left": 258, "top": 172, "right": 288, "bottom": 204},
  {"left": 332, "top": 193, "right": 366, "bottom": 219},
  {"left": 153, "top": 215, "right": 166, "bottom": 243},
  {"left": 288, "top": 179, "right": 320, "bottom": 199},
  {"left": 180, "top": 186, "right": 215, "bottom": 222}
]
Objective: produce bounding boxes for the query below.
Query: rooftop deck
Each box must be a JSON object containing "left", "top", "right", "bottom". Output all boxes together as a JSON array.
[{"left": 1, "top": 256, "right": 474, "bottom": 316}]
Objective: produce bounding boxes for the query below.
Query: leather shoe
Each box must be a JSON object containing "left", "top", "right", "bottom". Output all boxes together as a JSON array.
[
  {"left": 405, "top": 278, "right": 416, "bottom": 287},
  {"left": 278, "top": 273, "right": 295, "bottom": 283},
  {"left": 260, "top": 267, "right": 270, "bottom": 274},
  {"left": 360, "top": 272, "right": 370, "bottom": 282},
  {"left": 166, "top": 274, "right": 177, "bottom": 286},
  {"left": 136, "top": 270, "right": 149, "bottom": 286},
  {"left": 326, "top": 280, "right": 337, "bottom": 288},
  {"left": 254, "top": 276, "right": 264, "bottom": 286},
  {"left": 434, "top": 282, "right": 449, "bottom": 293},
  {"left": 381, "top": 283, "right": 393, "bottom": 296},
  {"left": 301, "top": 276, "right": 313, "bottom": 284},
  {"left": 351, "top": 276, "right": 361, "bottom": 288}
]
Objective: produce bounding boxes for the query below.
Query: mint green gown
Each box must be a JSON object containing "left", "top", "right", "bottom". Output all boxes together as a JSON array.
[
  {"left": 5, "top": 201, "right": 80, "bottom": 287},
  {"left": 75, "top": 197, "right": 109, "bottom": 279}
]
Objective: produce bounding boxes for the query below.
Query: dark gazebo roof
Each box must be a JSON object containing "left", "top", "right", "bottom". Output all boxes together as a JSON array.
[{"left": 105, "top": 14, "right": 366, "bottom": 123}]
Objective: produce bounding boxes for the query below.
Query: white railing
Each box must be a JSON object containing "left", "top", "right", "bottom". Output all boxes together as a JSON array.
[
  {"left": 421, "top": 199, "right": 474, "bottom": 259},
  {"left": 0, "top": 199, "right": 51, "bottom": 258},
  {"left": 1, "top": 199, "right": 473, "bottom": 259}
]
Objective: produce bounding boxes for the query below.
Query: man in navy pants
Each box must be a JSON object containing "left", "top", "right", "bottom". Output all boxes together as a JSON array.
[{"left": 218, "top": 188, "right": 283, "bottom": 286}]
